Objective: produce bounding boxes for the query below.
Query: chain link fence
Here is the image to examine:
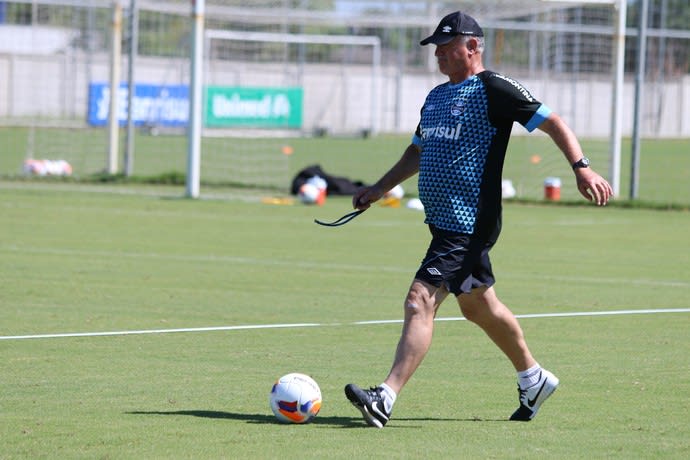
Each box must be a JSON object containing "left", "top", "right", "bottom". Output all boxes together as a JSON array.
[{"left": 0, "top": 1, "right": 688, "bottom": 199}]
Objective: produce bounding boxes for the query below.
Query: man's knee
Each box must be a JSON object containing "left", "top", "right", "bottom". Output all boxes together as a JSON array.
[
  {"left": 458, "top": 287, "right": 497, "bottom": 323},
  {"left": 459, "top": 299, "right": 485, "bottom": 323},
  {"left": 404, "top": 280, "right": 444, "bottom": 318},
  {"left": 404, "top": 290, "right": 427, "bottom": 315}
]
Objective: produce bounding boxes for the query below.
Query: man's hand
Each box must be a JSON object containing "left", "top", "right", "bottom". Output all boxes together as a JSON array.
[
  {"left": 352, "top": 185, "right": 385, "bottom": 210},
  {"left": 575, "top": 169, "right": 613, "bottom": 206}
]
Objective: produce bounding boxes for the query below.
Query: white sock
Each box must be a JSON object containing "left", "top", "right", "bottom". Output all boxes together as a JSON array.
[
  {"left": 517, "top": 363, "right": 542, "bottom": 389},
  {"left": 379, "top": 383, "right": 397, "bottom": 413}
]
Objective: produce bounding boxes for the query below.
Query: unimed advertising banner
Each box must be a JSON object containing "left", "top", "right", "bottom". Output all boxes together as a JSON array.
[
  {"left": 205, "top": 87, "right": 303, "bottom": 128},
  {"left": 88, "top": 84, "right": 303, "bottom": 129}
]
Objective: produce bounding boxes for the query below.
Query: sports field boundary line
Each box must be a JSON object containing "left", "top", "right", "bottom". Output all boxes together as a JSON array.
[{"left": 1, "top": 308, "right": 688, "bottom": 341}]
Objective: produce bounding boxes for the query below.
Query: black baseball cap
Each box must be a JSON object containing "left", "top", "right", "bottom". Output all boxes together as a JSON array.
[{"left": 420, "top": 11, "right": 484, "bottom": 46}]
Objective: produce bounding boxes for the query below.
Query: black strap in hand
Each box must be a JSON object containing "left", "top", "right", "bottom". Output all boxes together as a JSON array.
[{"left": 314, "top": 209, "right": 365, "bottom": 227}]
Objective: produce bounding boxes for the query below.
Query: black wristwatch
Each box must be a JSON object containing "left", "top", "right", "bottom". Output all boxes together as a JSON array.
[{"left": 572, "top": 157, "right": 590, "bottom": 170}]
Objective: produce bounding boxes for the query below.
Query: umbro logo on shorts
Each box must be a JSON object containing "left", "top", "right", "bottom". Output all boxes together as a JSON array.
[{"left": 426, "top": 267, "right": 442, "bottom": 276}]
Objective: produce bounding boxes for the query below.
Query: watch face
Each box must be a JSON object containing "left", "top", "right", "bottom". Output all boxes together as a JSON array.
[{"left": 574, "top": 157, "right": 590, "bottom": 168}]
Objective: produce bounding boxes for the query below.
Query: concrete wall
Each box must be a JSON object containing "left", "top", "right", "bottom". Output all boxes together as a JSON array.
[{"left": 1, "top": 52, "right": 688, "bottom": 138}]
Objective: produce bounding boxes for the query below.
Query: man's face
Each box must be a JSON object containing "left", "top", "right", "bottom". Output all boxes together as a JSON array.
[{"left": 434, "top": 36, "right": 473, "bottom": 80}]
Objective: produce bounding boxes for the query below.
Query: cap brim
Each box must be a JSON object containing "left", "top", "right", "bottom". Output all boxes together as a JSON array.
[{"left": 420, "top": 33, "right": 457, "bottom": 46}]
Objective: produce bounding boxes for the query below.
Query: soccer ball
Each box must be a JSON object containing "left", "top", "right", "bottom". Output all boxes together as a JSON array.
[
  {"left": 298, "top": 183, "right": 321, "bottom": 204},
  {"left": 298, "top": 176, "right": 327, "bottom": 205},
  {"left": 298, "top": 182, "right": 326, "bottom": 205},
  {"left": 269, "top": 373, "right": 322, "bottom": 424}
]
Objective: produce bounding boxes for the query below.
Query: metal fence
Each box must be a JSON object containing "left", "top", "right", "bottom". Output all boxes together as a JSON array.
[{"left": 0, "top": 0, "right": 688, "bottom": 192}]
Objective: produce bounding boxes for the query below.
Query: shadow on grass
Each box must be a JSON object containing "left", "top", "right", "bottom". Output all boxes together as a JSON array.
[
  {"left": 127, "top": 410, "right": 504, "bottom": 428},
  {"left": 128, "top": 410, "right": 361, "bottom": 427}
]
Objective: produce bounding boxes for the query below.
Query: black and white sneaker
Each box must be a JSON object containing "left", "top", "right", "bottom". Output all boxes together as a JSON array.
[
  {"left": 344, "top": 383, "right": 391, "bottom": 428},
  {"left": 510, "top": 369, "right": 559, "bottom": 421}
]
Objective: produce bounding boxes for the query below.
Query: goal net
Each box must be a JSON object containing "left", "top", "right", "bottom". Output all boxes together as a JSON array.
[{"left": 197, "top": 29, "right": 381, "bottom": 191}]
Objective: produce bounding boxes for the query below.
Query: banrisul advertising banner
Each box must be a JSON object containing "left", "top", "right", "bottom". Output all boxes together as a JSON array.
[
  {"left": 205, "top": 87, "right": 303, "bottom": 129},
  {"left": 87, "top": 83, "right": 189, "bottom": 127}
]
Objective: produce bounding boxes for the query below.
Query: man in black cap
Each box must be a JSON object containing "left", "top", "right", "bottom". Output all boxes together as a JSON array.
[{"left": 344, "top": 11, "right": 612, "bottom": 428}]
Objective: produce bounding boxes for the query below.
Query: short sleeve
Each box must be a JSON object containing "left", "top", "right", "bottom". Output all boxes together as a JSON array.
[{"left": 482, "top": 72, "right": 545, "bottom": 129}]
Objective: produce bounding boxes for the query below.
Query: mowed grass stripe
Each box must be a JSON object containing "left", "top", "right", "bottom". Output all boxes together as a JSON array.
[{"left": 2, "top": 244, "right": 689, "bottom": 289}]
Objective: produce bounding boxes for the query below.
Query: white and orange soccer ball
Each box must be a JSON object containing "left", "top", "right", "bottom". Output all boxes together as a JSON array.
[
  {"left": 269, "top": 373, "right": 322, "bottom": 424},
  {"left": 298, "top": 176, "right": 327, "bottom": 205},
  {"left": 298, "top": 183, "right": 321, "bottom": 205}
]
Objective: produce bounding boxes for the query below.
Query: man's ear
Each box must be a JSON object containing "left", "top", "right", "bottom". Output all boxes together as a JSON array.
[{"left": 466, "top": 37, "right": 479, "bottom": 54}]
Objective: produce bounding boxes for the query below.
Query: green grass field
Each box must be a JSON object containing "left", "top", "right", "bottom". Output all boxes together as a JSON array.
[
  {"left": 1, "top": 182, "right": 689, "bottom": 458},
  {"left": 2, "top": 127, "right": 689, "bottom": 207}
]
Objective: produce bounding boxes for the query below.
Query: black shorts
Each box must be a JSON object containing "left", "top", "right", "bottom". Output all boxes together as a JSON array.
[{"left": 414, "top": 225, "right": 496, "bottom": 296}]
